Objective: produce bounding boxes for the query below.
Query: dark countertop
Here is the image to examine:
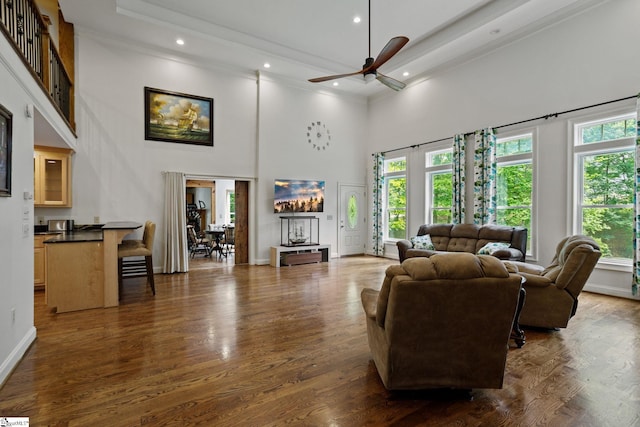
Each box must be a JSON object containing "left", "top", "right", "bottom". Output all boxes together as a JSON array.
[
  {"left": 43, "top": 230, "right": 104, "bottom": 244},
  {"left": 40, "top": 222, "right": 141, "bottom": 243},
  {"left": 102, "top": 221, "right": 142, "bottom": 230}
]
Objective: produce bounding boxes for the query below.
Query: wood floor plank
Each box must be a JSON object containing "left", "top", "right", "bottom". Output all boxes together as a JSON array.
[{"left": 0, "top": 256, "right": 639, "bottom": 426}]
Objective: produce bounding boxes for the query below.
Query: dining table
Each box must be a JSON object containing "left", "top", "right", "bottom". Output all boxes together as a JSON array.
[{"left": 204, "top": 228, "right": 226, "bottom": 259}]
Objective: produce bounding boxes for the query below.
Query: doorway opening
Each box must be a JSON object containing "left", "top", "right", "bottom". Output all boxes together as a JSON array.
[{"left": 186, "top": 178, "right": 249, "bottom": 267}]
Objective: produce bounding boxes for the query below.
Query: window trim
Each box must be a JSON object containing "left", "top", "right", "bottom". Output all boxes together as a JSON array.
[
  {"left": 225, "top": 189, "right": 235, "bottom": 224},
  {"left": 423, "top": 141, "right": 453, "bottom": 226},
  {"left": 495, "top": 129, "right": 536, "bottom": 260},
  {"left": 383, "top": 156, "right": 407, "bottom": 241},
  {"left": 571, "top": 110, "right": 636, "bottom": 266},
  {"left": 426, "top": 170, "right": 452, "bottom": 223}
]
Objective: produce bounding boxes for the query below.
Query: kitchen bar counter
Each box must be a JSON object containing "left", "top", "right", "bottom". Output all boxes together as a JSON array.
[
  {"left": 43, "top": 222, "right": 142, "bottom": 313},
  {"left": 42, "top": 230, "right": 103, "bottom": 243}
]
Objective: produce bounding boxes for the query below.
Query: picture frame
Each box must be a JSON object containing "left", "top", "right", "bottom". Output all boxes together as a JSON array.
[
  {"left": 144, "top": 87, "right": 213, "bottom": 146},
  {"left": 0, "top": 103, "right": 12, "bottom": 197}
]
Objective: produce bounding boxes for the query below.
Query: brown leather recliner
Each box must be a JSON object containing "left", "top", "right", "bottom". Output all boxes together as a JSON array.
[
  {"left": 504, "top": 235, "right": 601, "bottom": 329},
  {"left": 361, "top": 253, "right": 523, "bottom": 391}
]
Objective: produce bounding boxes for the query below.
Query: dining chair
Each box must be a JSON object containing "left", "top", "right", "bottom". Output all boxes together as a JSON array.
[
  {"left": 224, "top": 225, "right": 235, "bottom": 255},
  {"left": 187, "top": 225, "right": 213, "bottom": 258},
  {"left": 118, "top": 220, "right": 156, "bottom": 295}
]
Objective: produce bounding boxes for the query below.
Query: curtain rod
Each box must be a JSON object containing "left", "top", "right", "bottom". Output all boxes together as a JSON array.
[{"left": 379, "top": 94, "right": 638, "bottom": 156}]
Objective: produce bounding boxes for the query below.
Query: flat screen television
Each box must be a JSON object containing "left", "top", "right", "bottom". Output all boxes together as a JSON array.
[{"left": 274, "top": 179, "right": 325, "bottom": 213}]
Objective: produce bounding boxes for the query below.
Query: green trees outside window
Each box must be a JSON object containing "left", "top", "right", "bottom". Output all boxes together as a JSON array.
[
  {"left": 431, "top": 172, "right": 453, "bottom": 223},
  {"left": 576, "top": 115, "right": 636, "bottom": 259},
  {"left": 496, "top": 163, "right": 532, "bottom": 229},
  {"left": 580, "top": 150, "right": 634, "bottom": 258},
  {"left": 496, "top": 134, "right": 533, "bottom": 252},
  {"left": 385, "top": 158, "right": 406, "bottom": 239}
]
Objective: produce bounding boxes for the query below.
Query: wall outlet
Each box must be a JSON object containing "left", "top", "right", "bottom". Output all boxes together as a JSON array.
[
  {"left": 11, "top": 308, "right": 15, "bottom": 325},
  {"left": 38, "top": 216, "right": 45, "bottom": 225},
  {"left": 94, "top": 216, "right": 100, "bottom": 224}
]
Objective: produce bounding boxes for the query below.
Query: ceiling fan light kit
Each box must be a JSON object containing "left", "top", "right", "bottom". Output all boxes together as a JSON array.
[{"left": 308, "top": 0, "right": 409, "bottom": 91}]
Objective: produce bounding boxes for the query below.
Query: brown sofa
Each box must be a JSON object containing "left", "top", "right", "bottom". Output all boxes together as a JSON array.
[
  {"left": 397, "top": 223, "right": 527, "bottom": 263},
  {"left": 504, "top": 235, "right": 601, "bottom": 329},
  {"left": 361, "top": 253, "right": 523, "bottom": 390}
]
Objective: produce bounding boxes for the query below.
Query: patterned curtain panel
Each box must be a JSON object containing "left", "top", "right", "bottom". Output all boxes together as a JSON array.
[
  {"left": 473, "top": 128, "right": 497, "bottom": 225},
  {"left": 372, "top": 152, "right": 385, "bottom": 256},
  {"left": 633, "top": 95, "right": 640, "bottom": 296},
  {"left": 452, "top": 134, "right": 466, "bottom": 224}
]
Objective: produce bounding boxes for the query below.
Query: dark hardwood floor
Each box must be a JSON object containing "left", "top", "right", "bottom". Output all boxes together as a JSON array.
[{"left": 0, "top": 256, "right": 639, "bottom": 426}]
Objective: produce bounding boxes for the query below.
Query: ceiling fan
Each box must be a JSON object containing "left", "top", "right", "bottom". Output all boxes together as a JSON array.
[{"left": 308, "top": 0, "right": 409, "bottom": 91}]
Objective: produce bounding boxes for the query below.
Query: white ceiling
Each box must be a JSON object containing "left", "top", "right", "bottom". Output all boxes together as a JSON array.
[{"left": 58, "top": 0, "right": 605, "bottom": 97}]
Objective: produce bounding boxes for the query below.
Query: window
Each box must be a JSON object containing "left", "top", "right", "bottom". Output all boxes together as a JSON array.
[
  {"left": 574, "top": 113, "right": 636, "bottom": 261},
  {"left": 226, "top": 190, "right": 236, "bottom": 224},
  {"left": 425, "top": 148, "right": 452, "bottom": 223},
  {"left": 384, "top": 157, "right": 406, "bottom": 240},
  {"left": 496, "top": 133, "right": 534, "bottom": 253}
]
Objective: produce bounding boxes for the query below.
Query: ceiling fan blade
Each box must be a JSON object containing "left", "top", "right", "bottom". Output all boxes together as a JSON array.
[
  {"left": 308, "top": 70, "right": 364, "bottom": 83},
  {"left": 369, "top": 36, "right": 409, "bottom": 70},
  {"left": 376, "top": 73, "right": 406, "bottom": 91}
]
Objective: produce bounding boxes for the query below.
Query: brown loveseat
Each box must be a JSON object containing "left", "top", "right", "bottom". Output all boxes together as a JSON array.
[
  {"left": 397, "top": 223, "right": 527, "bottom": 263},
  {"left": 361, "top": 253, "right": 523, "bottom": 390}
]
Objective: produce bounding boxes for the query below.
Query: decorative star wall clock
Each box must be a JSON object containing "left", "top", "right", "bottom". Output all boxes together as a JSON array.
[{"left": 307, "top": 121, "right": 331, "bottom": 151}]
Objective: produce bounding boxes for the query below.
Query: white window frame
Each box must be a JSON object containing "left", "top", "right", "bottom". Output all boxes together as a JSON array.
[
  {"left": 384, "top": 156, "right": 407, "bottom": 241},
  {"left": 495, "top": 129, "right": 536, "bottom": 259},
  {"left": 424, "top": 144, "right": 453, "bottom": 224},
  {"left": 572, "top": 111, "right": 636, "bottom": 268},
  {"left": 225, "top": 189, "right": 235, "bottom": 224}
]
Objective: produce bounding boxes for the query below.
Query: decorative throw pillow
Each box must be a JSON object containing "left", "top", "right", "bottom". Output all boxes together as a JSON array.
[
  {"left": 477, "top": 242, "right": 511, "bottom": 255},
  {"left": 411, "top": 234, "right": 435, "bottom": 250}
]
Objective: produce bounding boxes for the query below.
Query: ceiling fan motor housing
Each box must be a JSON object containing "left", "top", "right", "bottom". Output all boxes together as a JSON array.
[{"left": 363, "top": 57, "right": 377, "bottom": 80}]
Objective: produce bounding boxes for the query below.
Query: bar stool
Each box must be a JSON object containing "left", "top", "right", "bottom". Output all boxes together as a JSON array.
[{"left": 118, "top": 221, "right": 156, "bottom": 295}]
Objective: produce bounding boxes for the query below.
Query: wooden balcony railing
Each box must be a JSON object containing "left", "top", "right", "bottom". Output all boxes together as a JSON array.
[{"left": 0, "top": 0, "right": 75, "bottom": 132}]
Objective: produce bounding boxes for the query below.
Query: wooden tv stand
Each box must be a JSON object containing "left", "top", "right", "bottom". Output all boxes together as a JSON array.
[{"left": 270, "top": 244, "right": 330, "bottom": 268}]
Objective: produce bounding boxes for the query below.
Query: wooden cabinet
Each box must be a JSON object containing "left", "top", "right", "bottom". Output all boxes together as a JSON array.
[
  {"left": 47, "top": 241, "right": 105, "bottom": 313},
  {"left": 34, "top": 146, "right": 73, "bottom": 207},
  {"left": 34, "top": 235, "right": 47, "bottom": 289},
  {"left": 270, "top": 244, "right": 330, "bottom": 268}
]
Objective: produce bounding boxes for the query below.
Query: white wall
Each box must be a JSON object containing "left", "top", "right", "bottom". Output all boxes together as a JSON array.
[
  {"left": 367, "top": 0, "right": 640, "bottom": 299},
  {"left": 51, "top": 34, "right": 258, "bottom": 261},
  {"left": 257, "top": 76, "right": 368, "bottom": 262},
  {"left": 36, "top": 31, "right": 368, "bottom": 266},
  {"left": 0, "top": 28, "right": 74, "bottom": 385}
]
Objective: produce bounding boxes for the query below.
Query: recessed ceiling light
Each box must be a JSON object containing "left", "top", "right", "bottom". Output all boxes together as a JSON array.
[
  {"left": 333, "top": 82, "right": 339, "bottom": 86},
  {"left": 403, "top": 71, "right": 410, "bottom": 77},
  {"left": 353, "top": 16, "right": 361, "bottom": 24},
  {"left": 264, "top": 62, "right": 271, "bottom": 69},
  {"left": 176, "top": 38, "right": 185, "bottom": 45}
]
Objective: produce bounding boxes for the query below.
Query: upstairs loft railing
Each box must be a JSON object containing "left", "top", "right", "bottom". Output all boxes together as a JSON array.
[{"left": 0, "top": 0, "right": 75, "bottom": 132}]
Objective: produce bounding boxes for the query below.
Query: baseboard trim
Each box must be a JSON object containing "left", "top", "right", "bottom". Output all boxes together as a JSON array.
[
  {"left": 584, "top": 283, "right": 640, "bottom": 300},
  {"left": 0, "top": 326, "right": 37, "bottom": 387}
]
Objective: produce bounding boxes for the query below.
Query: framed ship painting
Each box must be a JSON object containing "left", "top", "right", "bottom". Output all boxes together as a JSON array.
[
  {"left": 144, "top": 87, "right": 214, "bottom": 146},
  {"left": 0, "top": 103, "right": 11, "bottom": 197}
]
